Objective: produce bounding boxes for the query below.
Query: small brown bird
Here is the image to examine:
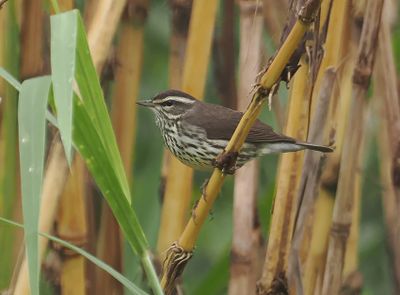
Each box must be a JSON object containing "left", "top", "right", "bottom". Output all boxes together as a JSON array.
[{"left": 137, "top": 90, "right": 333, "bottom": 171}]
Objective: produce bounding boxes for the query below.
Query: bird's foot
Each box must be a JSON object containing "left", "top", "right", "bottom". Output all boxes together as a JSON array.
[{"left": 213, "top": 150, "right": 238, "bottom": 175}]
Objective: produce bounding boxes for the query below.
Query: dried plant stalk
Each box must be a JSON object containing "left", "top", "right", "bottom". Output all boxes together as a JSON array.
[
  {"left": 257, "top": 58, "right": 310, "bottom": 294},
  {"left": 95, "top": 1, "right": 148, "bottom": 293},
  {"left": 157, "top": 0, "right": 192, "bottom": 256},
  {"left": 228, "top": 2, "right": 263, "bottom": 294},
  {"left": 375, "top": 0, "right": 400, "bottom": 290},
  {"left": 321, "top": 0, "right": 384, "bottom": 293},
  {"left": 57, "top": 156, "right": 87, "bottom": 295},
  {"left": 288, "top": 68, "right": 336, "bottom": 295},
  {"left": 161, "top": 1, "right": 322, "bottom": 293},
  {"left": 20, "top": 0, "right": 44, "bottom": 79},
  {"left": 86, "top": 0, "right": 127, "bottom": 73}
]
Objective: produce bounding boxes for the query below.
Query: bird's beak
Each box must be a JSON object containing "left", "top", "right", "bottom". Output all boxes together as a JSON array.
[{"left": 136, "top": 99, "right": 155, "bottom": 108}]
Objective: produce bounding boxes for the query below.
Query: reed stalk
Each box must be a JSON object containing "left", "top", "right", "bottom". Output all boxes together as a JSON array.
[
  {"left": 0, "top": 1, "right": 19, "bottom": 289},
  {"left": 20, "top": 0, "right": 44, "bottom": 79},
  {"left": 257, "top": 55, "right": 310, "bottom": 295},
  {"left": 96, "top": 1, "right": 148, "bottom": 293},
  {"left": 301, "top": 0, "right": 355, "bottom": 291},
  {"left": 56, "top": 156, "right": 87, "bottom": 295},
  {"left": 321, "top": 0, "right": 384, "bottom": 293},
  {"left": 288, "top": 68, "right": 336, "bottom": 295},
  {"left": 161, "top": 1, "right": 322, "bottom": 294},
  {"left": 157, "top": 0, "right": 192, "bottom": 256},
  {"left": 86, "top": 0, "right": 127, "bottom": 73},
  {"left": 375, "top": 0, "right": 400, "bottom": 290},
  {"left": 228, "top": 2, "right": 263, "bottom": 294}
]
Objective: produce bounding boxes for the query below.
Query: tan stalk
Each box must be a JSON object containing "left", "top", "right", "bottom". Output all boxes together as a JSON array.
[
  {"left": 56, "top": 156, "right": 87, "bottom": 295},
  {"left": 301, "top": 0, "right": 356, "bottom": 292},
  {"left": 374, "top": 0, "right": 400, "bottom": 290},
  {"left": 86, "top": 0, "right": 127, "bottom": 73},
  {"left": 321, "top": 0, "right": 384, "bottom": 293},
  {"left": 161, "top": 1, "right": 322, "bottom": 293},
  {"left": 19, "top": 0, "right": 44, "bottom": 79},
  {"left": 228, "top": 2, "right": 263, "bottom": 295},
  {"left": 288, "top": 68, "right": 336, "bottom": 295},
  {"left": 302, "top": 51, "right": 356, "bottom": 295},
  {"left": 13, "top": 2, "right": 128, "bottom": 292},
  {"left": 257, "top": 57, "right": 310, "bottom": 294},
  {"left": 13, "top": 138, "right": 69, "bottom": 295},
  {"left": 158, "top": 0, "right": 218, "bottom": 261},
  {"left": 157, "top": 0, "right": 193, "bottom": 257},
  {"left": 96, "top": 1, "right": 148, "bottom": 293}
]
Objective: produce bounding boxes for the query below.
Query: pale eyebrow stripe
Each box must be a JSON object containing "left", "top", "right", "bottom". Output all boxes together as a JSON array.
[{"left": 155, "top": 96, "right": 195, "bottom": 104}]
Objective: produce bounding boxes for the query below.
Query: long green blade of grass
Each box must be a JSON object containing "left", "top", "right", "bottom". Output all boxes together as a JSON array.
[
  {"left": 0, "top": 217, "right": 149, "bottom": 295},
  {"left": 18, "top": 76, "right": 51, "bottom": 295},
  {"left": 50, "top": 10, "right": 162, "bottom": 294},
  {"left": 50, "top": 11, "right": 77, "bottom": 164}
]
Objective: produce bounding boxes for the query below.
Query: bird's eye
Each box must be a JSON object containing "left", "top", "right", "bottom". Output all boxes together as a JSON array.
[{"left": 161, "top": 100, "right": 174, "bottom": 107}]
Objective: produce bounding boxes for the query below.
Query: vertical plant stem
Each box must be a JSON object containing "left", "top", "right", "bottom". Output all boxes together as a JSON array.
[
  {"left": 157, "top": 0, "right": 192, "bottom": 256},
  {"left": 321, "top": 0, "right": 384, "bottom": 293},
  {"left": 56, "top": 156, "right": 88, "bottom": 295},
  {"left": 228, "top": 1, "right": 262, "bottom": 295},
  {"left": 20, "top": 0, "right": 44, "bottom": 79},
  {"left": 86, "top": 0, "right": 127, "bottom": 73},
  {"left": 257, "top": 52, "right": 310, "bottom": 295},
  {"left": 161, "top": 1, "right": 322, "bottom": 293},
  {"left": 96, "top": 1, "right": 148, "bottom": 293},
  {"left": 375, "top": 0, "right": 400, "bottom": 290},
  {"left": 0, "top": 1, "right": 19, "bottom": 289}
]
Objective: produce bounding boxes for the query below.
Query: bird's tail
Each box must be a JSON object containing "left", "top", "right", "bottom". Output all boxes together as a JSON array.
[{"left": 296, "top": 141, "right": 334, "bottom": 153}]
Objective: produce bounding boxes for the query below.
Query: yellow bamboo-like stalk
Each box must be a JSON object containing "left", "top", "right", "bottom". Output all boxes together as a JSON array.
[
  {"left": 228, "top": 2, "right": 263, "bottom": 294},
  {"left": 157, "top": 0, "right": 192, "bottom": 256},
  {"left": 158, "top": 0, "right": 218, "bottom": 260},
  {"left": 161, "top": 1, "right": 322, "bottom": 293},
  {"left": 321, "top": 0, "right": 384, "bottom": 293},
  {"left": 56, "top": 156, "right": 87, "bottom": 295},
  {"left": 303, "top": 52, "right": 356, "bottom": 295},
  {"left": 96, "top": 1, "right": 148, "bottom": 293},
  {"left": 257, "top": 56, "right": 310, "bottom": 294},
  {"left": 301, "top": 1, "right": 355, "bottom": 292}
]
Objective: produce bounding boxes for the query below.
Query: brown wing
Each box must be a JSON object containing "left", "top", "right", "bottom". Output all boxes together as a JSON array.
[{"left": 184, "top": 102, "right": 296, "bottom": 144}]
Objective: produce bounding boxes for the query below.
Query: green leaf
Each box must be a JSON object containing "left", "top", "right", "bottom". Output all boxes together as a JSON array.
[
  {"left": 0, "top": 217, "right": 149, "bottom": 295},
  {"left": 18, "top": 76, "right": 51, "bottom": 295},
  {"left": 51, "top": 11, "right": 77, "bottom": 164},
  {"left": 49, "top": 10, "right": 162, "bottom": 294}
]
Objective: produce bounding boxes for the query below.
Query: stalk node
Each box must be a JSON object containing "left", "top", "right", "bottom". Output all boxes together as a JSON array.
[{"left": 161, "top": 242, "right": 193, "bottom": 295}]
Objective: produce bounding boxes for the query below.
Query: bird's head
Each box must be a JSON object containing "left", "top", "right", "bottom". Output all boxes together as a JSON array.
[{"left": 137, "top": 90, "right": 197, "bottom": 127}]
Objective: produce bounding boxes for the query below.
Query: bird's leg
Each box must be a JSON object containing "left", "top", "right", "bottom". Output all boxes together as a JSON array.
[{"left": 213, "top": 150, "right": 238, "bottom": 175}]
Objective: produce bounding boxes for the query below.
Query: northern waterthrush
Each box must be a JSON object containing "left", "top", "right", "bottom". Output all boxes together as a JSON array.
[{"left": 138, "top": 90, "right": 333, "bottom": 171}]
